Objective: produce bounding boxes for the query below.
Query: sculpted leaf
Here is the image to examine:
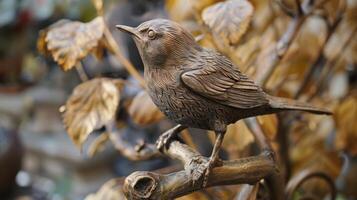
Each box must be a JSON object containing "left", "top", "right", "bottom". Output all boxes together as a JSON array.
[
  {"left": 38, "top": 17, "right": 105, "bottom": 71},
  {"left": 63, "top": 78, "right": 124, "bottom": 148},
  {"left": 202, "top": 0, "right": 254, "bottom": 45},
  {"left": 128, "top": 90, "right": 165, "bottom": 126}
]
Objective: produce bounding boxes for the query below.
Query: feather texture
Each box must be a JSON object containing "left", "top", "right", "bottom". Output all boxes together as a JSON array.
[{"left": 181, "top": 50, "right": 269, "bottom": 109}]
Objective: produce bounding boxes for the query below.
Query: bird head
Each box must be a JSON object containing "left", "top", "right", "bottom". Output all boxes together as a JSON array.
[{"left": 116, "top": 19, "right": 199, "bottom": 67}]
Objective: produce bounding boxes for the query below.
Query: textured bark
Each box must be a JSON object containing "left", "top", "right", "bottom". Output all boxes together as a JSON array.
[{"left": 123, "top": 140, "right": 277, "bottom": 199}]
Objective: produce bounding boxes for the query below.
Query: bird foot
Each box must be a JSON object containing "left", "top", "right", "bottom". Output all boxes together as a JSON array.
[
  {"left": 156, "top": 129, "right": 177, "bottom": 152},
  {"left": 202, "top": 158, "right": 218, "bottom": 187},
  {"left": 186, "top": 156, "right": 218, "bottom": 188}
]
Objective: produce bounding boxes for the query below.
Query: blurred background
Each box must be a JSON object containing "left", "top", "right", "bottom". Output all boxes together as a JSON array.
[
  {"left": 0, "top": 0, "right": 356, "bottom": 199},
  {"left": 0, "top": 0, "right": 169, "bottom": 199}
]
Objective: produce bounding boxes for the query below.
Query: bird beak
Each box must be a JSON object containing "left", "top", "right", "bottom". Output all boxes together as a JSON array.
[{"left": 116, "top": 25, "right": 141, "bottom": 40}]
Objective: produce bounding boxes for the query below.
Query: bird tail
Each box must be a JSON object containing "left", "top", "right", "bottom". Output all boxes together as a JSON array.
[{"left": 268, "top": 95, "right": 332, "bottom": 115}]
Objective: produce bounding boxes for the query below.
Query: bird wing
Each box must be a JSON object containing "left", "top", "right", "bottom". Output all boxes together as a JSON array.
[{"left": 181, "top": 52, "right": 269, "bottom": 109}]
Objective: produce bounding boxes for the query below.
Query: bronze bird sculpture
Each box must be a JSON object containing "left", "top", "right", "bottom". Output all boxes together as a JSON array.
[{"left": 116, "top": 19, "right": 331, "bottom": 186}]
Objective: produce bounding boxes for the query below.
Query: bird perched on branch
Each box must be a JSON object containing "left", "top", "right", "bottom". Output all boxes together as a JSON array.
[{"left": 116, "top": 19, "right": 331, "bottom": 187}]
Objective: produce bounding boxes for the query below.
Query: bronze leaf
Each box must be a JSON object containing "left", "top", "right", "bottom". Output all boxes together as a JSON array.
[
  {"left": 63, "top": 78, "right": 124, "bottom": 148},
  {"left": 38, "top": 17, "right": 106, "bottom": 71},
  {"left": 202, "top": 0, "right": 254, "bottom": 46}
]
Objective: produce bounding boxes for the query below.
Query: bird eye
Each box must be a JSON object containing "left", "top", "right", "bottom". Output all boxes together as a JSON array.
[{"left": 148, "top": 30, "right": 156, "bottom": 39}]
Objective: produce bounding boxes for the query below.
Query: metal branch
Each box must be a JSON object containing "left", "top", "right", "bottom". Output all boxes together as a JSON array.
[
  {"left": 103, "top": 25, "right": 146, "bottom": 87},
  {"left": 90, "top": 0, "right": 145, "bottom": 86},
  {"left": 256, "top": 0, "right": 319, "bottom": 86},
  {"left": 75, "top": 62, "right": 89, "bottom": 82},
  {"left": 285, "top": 169, "right": 336, "bottom": 200},
  {"left": 108, "top": 131, "right": 160, "bottom": 161},
  {"left": 294, "top": 0, "right": 346, "bottom": 98},
  {"left": 309, "top": 25, "right": 357, "bottom": 100},
  {"left": 105, "top": 123, "right": 161, "bottom": 161},
  {"left": 123, "top": 140, "right": 277, "bottom": 199},
  {"left": 244, "top": 118, "right": 273, "bottom": 151},
  {"left": 274, "top": 0, "right": 295, "bottom": 17},
  {"left": 245, "top": 117, "right": 284, "bottom": 200},
  {"left": 295, "top": 0, "right": 303, "bottom": 16},
  {"left": 256, "top": 15, "right": 304, "bottom": 86}
]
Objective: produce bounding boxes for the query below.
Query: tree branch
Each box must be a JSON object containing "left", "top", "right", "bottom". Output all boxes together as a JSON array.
[
  {"left": 256, "top": 0, "right": 319, "bottom": 86},
  {"left": 75, "top": 62, "right": 89, "bottom": 82},
  {"left": 105, "top": 123, "right": 161, "bottom": 161},
  {"left": 274, "top": 0, "right": 295, "bottom": 17},
  {"left": 91, "top": 0, "right": 145, "bottom": 87},
  {"left": 245, "top": 117, "right": 285, "bottom": 200},
  {"left": 103, "top": 25, "right": 146, "bottom": 87},
  {"left": 108, "top": 131, "right": 161, "bottom": 161},
  {"left": 244, "top": 118, "right": 273, "bottom": 151},
  {"left": 309, "top": 25, "right": 357, "bottom": 100},
  {"left": 123, "top": 140, "right": 277, "bottom": 199},
  {"left": 285, "top": 168, "right": 336, "bottom": 200},
  {"left": 294, "top": 0, "right": 346, "bottom": 98}
]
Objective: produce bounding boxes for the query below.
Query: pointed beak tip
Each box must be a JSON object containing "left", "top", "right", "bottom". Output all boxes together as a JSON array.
[
  {"left": 115, "top": 24, "right": 134, "bottom": 33},
  {"left": 115, "top": 25, "right": 141, "bottom": 40},
  {"left": 115, "top": 25, "right": 126, "bottom": 31},
  {"left": 115, "top": 24, "right": 124, "bottom": 29}
]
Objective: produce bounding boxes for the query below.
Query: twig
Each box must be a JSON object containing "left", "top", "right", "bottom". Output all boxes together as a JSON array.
[
  {"left": 294, "top": 0, "right": 346, "bottom": 98},
  {"left": 244, "top": 118, "right": 273, "bottom": 151},
  {"left": 105, "top": 123, "right": 161, "bottom": 161},
  {"left": 274, "top": 0, "right": 295, "bottom": 17},
  {"left": 309, "top": 25, "right": 357, "bottom": 100},
  {"left": 256, "top": 15, "right": 304, "bottom": 86},
  {"left": 91, "top": 0, "right": 104, "bottom": 16},
  {"left": 79, "top": 1, "right": 145, "bottom": 87},
  {"left": 285, "top": 168, "right": 336, "bottom": 200},
  {"left": 103, "top": 25, "right": 146, "bottom": 87},
  {"left": 295, "top": 0, "right": 303, "bottom": 16},
  {"left": 256, "top": 0, "right": 319, "bottom": 86},
  {"left": 108, "top": 131, "right": 160, "bottom": 161},
  {"left": 235, "top": 183, "right": 260, "bottom": 200},
  {"left": 123, "top": 140, "right": 277, "bottom": 199},
  {"left": 276, "top": 113, "right": 297, "bottom": 181},
  {"left": 244, "top": 118, "right": 284, "bottom": 200},
  {"left": 75, "top": 62, "right": 89, "bottom": 82},
  {"left": 269, "top": 0, "right": 281, "bottom": 40}
]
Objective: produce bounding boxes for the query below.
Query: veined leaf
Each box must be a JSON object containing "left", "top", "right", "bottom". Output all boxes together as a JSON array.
[
  {"left": 38, "top": 17, "right": 106, "bottom": 71},
  {"left": 202, "top": 0, "right": 254, "bottom": 46},
  {"left": 62, "top": 78, "right": 124, "bottom": 148}
]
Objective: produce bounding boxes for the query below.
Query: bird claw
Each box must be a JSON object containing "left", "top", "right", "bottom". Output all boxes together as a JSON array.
[
  {"left": 186, "top": 156, "right": 214, "bottom": 188},
  {"left": 156, "top": 129, "right": 176, "bottom": 152},
  {"left": 202, "top": 162, "right": 213, "bottom": 187}
]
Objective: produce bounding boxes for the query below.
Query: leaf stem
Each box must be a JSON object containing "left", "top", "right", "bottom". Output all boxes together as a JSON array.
[
  {"left": 75, "top": 62, "right": 89, "bottom": 82},
  {"left": 103, "top": 25, "right": 146, "bottom": 88}
]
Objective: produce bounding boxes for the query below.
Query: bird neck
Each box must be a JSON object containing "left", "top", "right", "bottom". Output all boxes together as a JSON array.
[{"left": 143, "top": 42, "right": 201, "bottom": 70}]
